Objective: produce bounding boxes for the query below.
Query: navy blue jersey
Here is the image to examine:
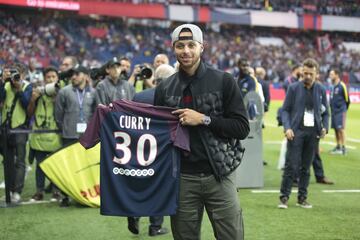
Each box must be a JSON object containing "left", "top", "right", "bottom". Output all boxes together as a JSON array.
[
  {"left": 330, "top": 81, "right": 350, "bottom": 114},
  {"left": 80, "top": 99, "right": 189, "bottom": 217}
]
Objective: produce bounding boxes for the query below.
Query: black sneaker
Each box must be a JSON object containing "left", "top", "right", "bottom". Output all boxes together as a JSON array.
[
  {"left": 30, "top": 192, "right": 44, "bottom": 202},
  {"left": 296, "top": 199, "right": 312, "bottom": 209},
  {"left": 60, "top": 197, "right": 70, "bottom": 207},
  {"left": 278, "top": 196, "right": 288, "bottom": 209},
  {"left": 149, "top": 227, "right": 169, "bottom": 237},
  {"left": 127, "top": 217, "right": 139, "bottom": 235}
]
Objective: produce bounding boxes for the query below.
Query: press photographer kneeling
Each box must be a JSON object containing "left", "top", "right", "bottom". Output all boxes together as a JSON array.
[
  {"left": 0, "top": 63, "right": 33, "bottom": 203},
  {"left": 27, "top": 67, "right": 62, "bottom": 202}
]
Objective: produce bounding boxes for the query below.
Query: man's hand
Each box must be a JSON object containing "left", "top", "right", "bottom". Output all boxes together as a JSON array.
[
  {"left": 31, "top": 88, "right": 41, "bottom": 101},
  {"left": 285, "top": 129, "right": 295, "bottom": 141},
  {"left": 172, "top": 108, "right": 204, "bottom": 126},
  {"left": 12, "top": 81, "right": 23, "bottom": 92},
  {"left": 320, "top": 128, "right": 327, "bottom": 138}
]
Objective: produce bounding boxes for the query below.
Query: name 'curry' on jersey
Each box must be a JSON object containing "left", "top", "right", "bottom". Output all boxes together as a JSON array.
[{"left": 80, "top": 99, "right": 190, "bottom": 217}]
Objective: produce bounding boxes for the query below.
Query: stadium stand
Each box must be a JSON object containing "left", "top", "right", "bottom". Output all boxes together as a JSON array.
[{"left": 1, "top": 8, "right": 360, "bottom": 87}]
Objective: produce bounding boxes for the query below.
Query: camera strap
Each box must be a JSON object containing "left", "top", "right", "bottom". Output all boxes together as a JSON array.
[{"left": 4, "top": 94, "right": 19, "bottom": 128}]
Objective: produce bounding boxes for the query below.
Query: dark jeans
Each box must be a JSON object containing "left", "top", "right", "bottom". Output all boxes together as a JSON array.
[
  {"left": 171, "top": 173, "right": 244, "bottom": 240},
  {"left": 280, "top": 129, "right": 317, "bottom": 200},
  {"left": 6, "top": 132, "right": 27, "bottom": 194},
  {"left": 33, "top": 150, "right": 51, "bottom": 192}
]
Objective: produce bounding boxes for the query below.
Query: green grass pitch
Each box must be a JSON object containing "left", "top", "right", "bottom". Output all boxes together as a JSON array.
[{"left": 1, "top": 100, "right": 359, "bottom": 240}]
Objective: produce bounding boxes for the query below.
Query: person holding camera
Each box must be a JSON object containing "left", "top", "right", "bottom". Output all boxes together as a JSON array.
[
  {"left": 27, "top": 67, "right": 62, "bottom": 202},
  {"left": 0, "top": 63, "right": 33, "bottom": 203},
  {"left": 95, "top": 57, "right": 135, "bottom": 106}
]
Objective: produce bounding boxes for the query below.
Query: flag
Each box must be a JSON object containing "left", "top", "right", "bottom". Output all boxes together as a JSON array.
[
  {"left": 317, "top": 34, "right": 332, "bottom": 53},
  {"left": 40, "top": 142, "right": 100, "bottom": 207}
]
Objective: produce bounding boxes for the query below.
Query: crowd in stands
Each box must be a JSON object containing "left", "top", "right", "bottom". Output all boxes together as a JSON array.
[
  {"left": 1, "top": 9, "right": 360, "bottom": 85},
  {"left": 96, "top": 0, "right": 360, "bottom": 17}
]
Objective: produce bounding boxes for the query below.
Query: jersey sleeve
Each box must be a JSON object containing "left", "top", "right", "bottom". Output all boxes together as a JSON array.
[
  {"left": 173, "top": 123, "right": 190, "bottom": 153},
  {"left": 79, "top": 104, "right": 111, "bottom": 149}
]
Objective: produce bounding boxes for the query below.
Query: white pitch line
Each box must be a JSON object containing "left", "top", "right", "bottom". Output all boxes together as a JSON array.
[
  {"left": 252, "top": 190, "right": 298, "bottom": 193},
  {"left": 327, "top": 134, "right": 360, "bottom": 143},
  {"left": 20, "top": 200, "right": 53, "bottom": 205},
  {"left": 322, "top": 190, "right": 360, "bottom": 193},
  {"left": 264, "top": 141, "right": 356, "bottom": 150},
  {"left": 251, "top": 189, "right": 360, "bottom": 194}
]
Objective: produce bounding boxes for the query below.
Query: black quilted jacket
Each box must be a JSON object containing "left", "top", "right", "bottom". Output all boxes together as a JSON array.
[{"left": 154, "top": 61, "right": 249, "bottom": 181}]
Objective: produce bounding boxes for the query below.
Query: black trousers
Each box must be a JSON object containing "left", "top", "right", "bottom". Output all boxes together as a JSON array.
[{"left": 280, "top": 129, "right": 317, "bottom": 199}]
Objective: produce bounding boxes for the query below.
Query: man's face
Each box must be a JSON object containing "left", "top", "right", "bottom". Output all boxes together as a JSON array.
[
  {"left": 1, "top": 68, "right": 11, "bottom": 81},
  {"left": 329, "top": 70, "right": 338, "bottom": 84},
  {"left": 153, "top": 55, "right": 169, "bottom": 69},
  {"left": 71, "top": 72, "right": 86, "bottom": 87},
  {"left": 120, "top": 60, "right": 131, "bottom": 75},
  {"left": 60, "top": 58, "right": 73, "bottom": 72},
  {"left": 107, "top": 64, "right": 121, "bottom": 80},
  {"left": 45, "top": 71, "right": 58, "bottom": 84},
  {"left": 302, "top": 66, "right": 317, "bottom": 87},
  {"left": 239, "top": 61, "right": 250, "bottom": 75},
  {"left": 173, "top": 31, "right": 203, "bottom": 70}
]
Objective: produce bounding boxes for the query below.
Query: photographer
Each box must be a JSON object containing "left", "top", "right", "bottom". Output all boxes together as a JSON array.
[
  {"left": 27, "top": 67, "right": 62, "bottom": 202},
  {"left": 58, "top": 56, "right": 78, "bottom": 88},
  {"left": 0, "top": 63, "right": 33, "bottom": 203},
  {"left": 95, "top": 57, "right": 135, "bottom": 106},
  {"left": 128, "top": 63, "right": 154, "bottom": 92}
]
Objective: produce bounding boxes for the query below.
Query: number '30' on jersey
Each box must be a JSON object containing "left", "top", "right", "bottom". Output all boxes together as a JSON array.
[{"left": 80, "top": 99, "right": 190, "bottom": 217}]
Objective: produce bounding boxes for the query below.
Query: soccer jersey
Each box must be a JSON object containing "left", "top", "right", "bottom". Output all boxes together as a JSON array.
[
  {"left": 330, "top": 81, "right": 349, "bottom": 114},
  {"left": 80, "top": 99, "right": 189, "bottom": 217}
]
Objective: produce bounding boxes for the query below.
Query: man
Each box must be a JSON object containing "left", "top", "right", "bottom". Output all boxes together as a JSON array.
[
  {"left": 58, "top": 56, "right": 78, "bottom": 87},
  {"left": 255, "top": 67, "right": 270, "bottom": 113},
  {"left": 278, "top": 58, "right": 329, "bottom": 209},
  {"left": 95, "top": 57, "right": 135, "bottom": 106},
  {"left": 154, "top": 24, "right": 249, "bottom": 240},
  {"left": 329, "top": 68, "right": 350, "bottom": 155},
  {"left": 55, "top": 65, "right": 96, "bottom": 206},
  {"left": 237, "top": 58, "right": 258, "bottom": 97},
  {"left": 153, "top": 54, "right": 169, "bottom": 70},
  {"left": 0, "top": 63, "right": 33, "bottom": 203},
  {"left": 283, "top": 64, "right": 301, "bottom": 93},
  {"left": 27, "top": 67, "right": 62, "bottom": 202},
  {"left": 127, "top": 64, "right": 175, "bottom": 237}
]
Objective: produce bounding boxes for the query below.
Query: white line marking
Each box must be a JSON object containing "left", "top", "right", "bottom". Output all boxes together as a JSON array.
[
  {"left": 251, "top": 189, "right": 360, "bottom": 193},
  {"left": 322, "top": 190, "right": 360, "bottom": 193},
  {"left": 327, "top": 134, "right": 360, "bottom": 143},
  {"left": 251, "top": 190, "right": 298, "bottom": 193},
  {"left": 264, "top": 141, "right": 356, "bottom": 149},
  {"left": 20, "top": 200, "right": 53, "bottom": 205}
]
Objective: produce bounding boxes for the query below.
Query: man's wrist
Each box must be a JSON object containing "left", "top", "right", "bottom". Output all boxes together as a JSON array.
[{"left": 202, "top": 115, "right": 211, "bottom": 126}]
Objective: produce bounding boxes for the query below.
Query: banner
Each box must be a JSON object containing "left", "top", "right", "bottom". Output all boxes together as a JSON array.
[
  {"left": 317, "top": 34, "right": 332, "bottom": 53},
  {"left": 40, "top": 142, "right": 100, "bottom": 207}
]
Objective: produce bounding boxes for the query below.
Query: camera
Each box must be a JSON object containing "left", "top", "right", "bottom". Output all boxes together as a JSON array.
[
  {"left": 136, "top": 65, "right": 153, "bottom": 80},
  {"left": 90, "top": 66, "right": 107, "bottom": 80},
  {"left": 7, "top": 69, "right": 21, "bottom": 82},
  {"left": 36, "top": 82, "right": 59, "bottom": 97}
]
